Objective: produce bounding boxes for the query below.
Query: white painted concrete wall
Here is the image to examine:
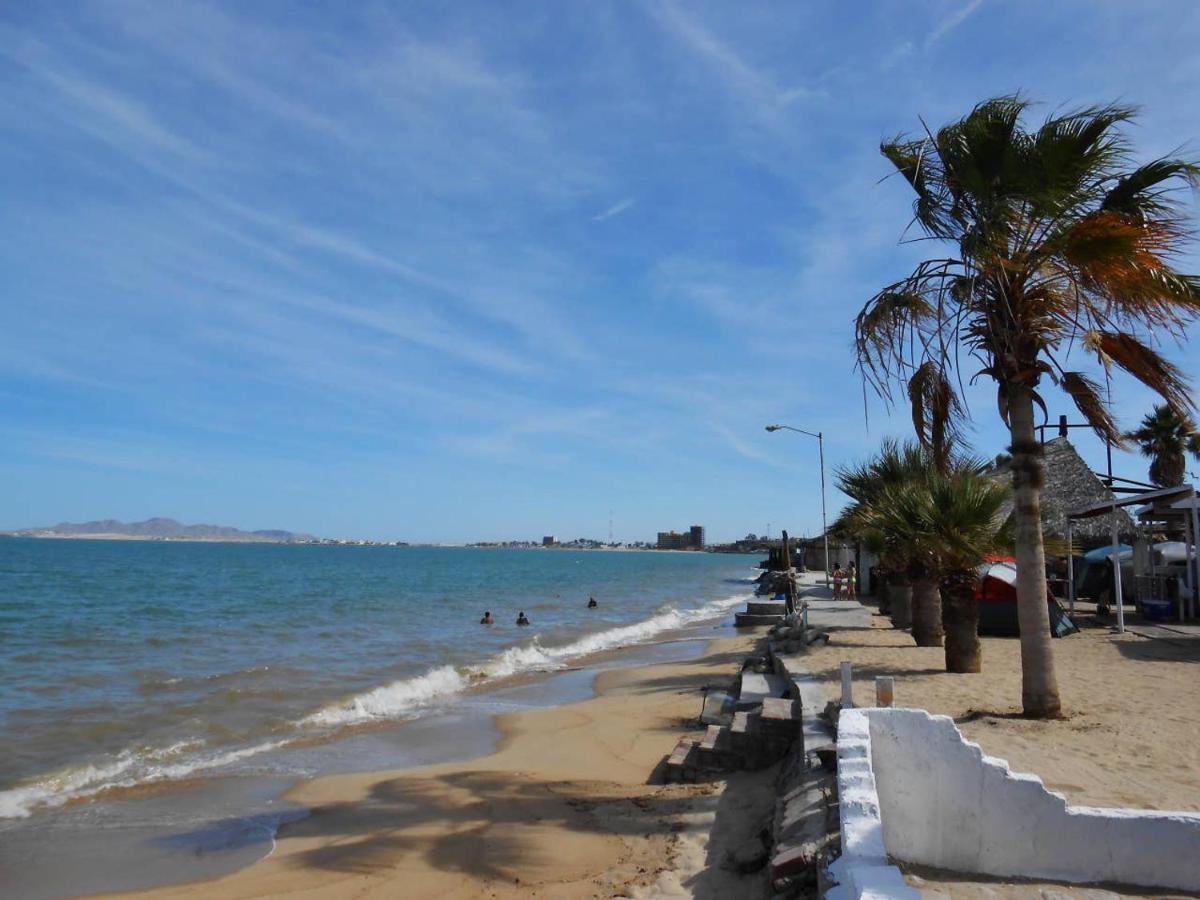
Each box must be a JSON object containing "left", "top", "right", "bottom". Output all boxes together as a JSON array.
[
  {"left": 853, "top": 707, "right": 1200, "bottom": 892},
  {"left": 826, "top": 709, "right": 919, "bottom": 899}
]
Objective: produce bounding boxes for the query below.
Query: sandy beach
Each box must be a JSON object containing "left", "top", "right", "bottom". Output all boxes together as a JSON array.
[
  {"left": 108, "top": 633, "right": 778, "bottom": 899},
  {"left": 99, "top": 595, "right": 1200, "bottom": 900},
  {"left": 801, "top": 602, "right": 1200, "bottom": 813}
]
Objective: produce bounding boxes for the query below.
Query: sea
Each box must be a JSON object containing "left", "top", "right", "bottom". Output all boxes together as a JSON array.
[{"left": 0, "top": 538, "right": 756, "bottom": 896}]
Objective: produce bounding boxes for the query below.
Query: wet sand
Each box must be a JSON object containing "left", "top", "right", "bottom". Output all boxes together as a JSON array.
[
  {"left": 106, "top": 633, "right": 777, "bottom": 899},
  {"left": 95, "top": 597, "right": 1200, "bottom": 899}
]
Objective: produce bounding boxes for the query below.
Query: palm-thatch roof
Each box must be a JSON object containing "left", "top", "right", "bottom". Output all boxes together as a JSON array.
[{"left": 994, "top": 437, "right": 1134, "bottom": 543}]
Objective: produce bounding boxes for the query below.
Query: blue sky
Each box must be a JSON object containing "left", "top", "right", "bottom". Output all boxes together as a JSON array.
[{"left": 2, "top": 1, "right": 1199, "bottom": 542}]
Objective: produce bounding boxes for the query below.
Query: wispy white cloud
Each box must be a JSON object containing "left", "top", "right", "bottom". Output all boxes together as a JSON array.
[
  {"left": 4, "top": 0, "right": 1198, "bottom": 540},
  {"left": 881, "top": 40, "right": 915, "bottom": 71},
  {"left": 593, "top": 197, "right": 636, "bottom": 221},
  {"left": 646, "top": 0, "right": 823, "bottom": 130},
  {"left": 926, "top": 0, "right": 984, "bottom": 48}
]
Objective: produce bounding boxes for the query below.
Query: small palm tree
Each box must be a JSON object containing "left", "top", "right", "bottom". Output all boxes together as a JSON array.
[
  {"left": 1125, "top": 404, "right": 1200, "bottom": 486},
  {"left": 859, "top": 478, "right": 946, "bottom": 647},
  {"left": 857, "top": 97, "right": 1200, "bottom": 717},
  {"left": 919, "top": 469, "right": 1012, "bottom": 672},
  {"left": 835, "top": 440, "right": 929, "bottom": 631}
]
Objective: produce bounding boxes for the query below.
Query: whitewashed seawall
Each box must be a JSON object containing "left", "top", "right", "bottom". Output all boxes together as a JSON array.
[
  {"left": 825, "top": 708, "right": 919, "bottom": 899},
  {"left": 840, "top": 707, "right": 1200, "bottom": 893}
]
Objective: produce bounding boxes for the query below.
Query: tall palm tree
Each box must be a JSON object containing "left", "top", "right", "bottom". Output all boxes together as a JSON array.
[
  {"left": 1125, "top": 404, "right": 1200, "bottom": 486},
  {"left": 856, "top": 97, "right": 1200, "bottom": 717}
]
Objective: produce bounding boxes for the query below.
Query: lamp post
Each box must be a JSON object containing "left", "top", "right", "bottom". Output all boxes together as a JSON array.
[{"left": 765, "top": 424, "right": 830, "bottom": 588}]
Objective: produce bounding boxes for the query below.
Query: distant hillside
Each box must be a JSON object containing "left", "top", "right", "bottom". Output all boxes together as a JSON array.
[{"left": 9, "top": 517, "right": 317, "bottom": 542}]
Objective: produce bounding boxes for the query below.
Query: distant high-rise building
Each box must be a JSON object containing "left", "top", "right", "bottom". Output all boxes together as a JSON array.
[
  {"left": 542, "top": 535, "right": 556, "bottom": 546},
  {"left": 656, "top": 525, "right": 706, "bottom": 550}
]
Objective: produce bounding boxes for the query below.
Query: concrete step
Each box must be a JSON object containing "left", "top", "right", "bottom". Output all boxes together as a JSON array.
[
  {"left": 664, "top": 737, "right": 699, "bottom": 783},
  {"left": 746, "top": 600, "right": 789, "bottom": 616},
  {"left": 734, "top": 612, "right": 786, "bottom": 627},
  {"left": 737, "top": 671, "right": 789, "bottom": 708},
  {"left": 760, "top": 696, "right": 801, "bottom": 723},
  {"left": 695, "top": 724, "right": 743, "bottom": 771},
  {"left": 700, "top": 689, "right": 734, "bottom": 726}
]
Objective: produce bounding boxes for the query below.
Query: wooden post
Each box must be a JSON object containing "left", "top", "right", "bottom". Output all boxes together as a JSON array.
[
  {"left": 875, "top": 676, "right": 894, "bottom": 708},
  {"left": 1066, "top": 520, "right": 1075, "bottom": 616},
  {"left": 781, "top": 530, "right": 795, "bottom": 617}
]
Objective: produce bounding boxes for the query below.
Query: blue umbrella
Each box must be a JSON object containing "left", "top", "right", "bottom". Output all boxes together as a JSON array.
[{"left": 1083, "top": 543, "right": 1131, "bottom": 562}]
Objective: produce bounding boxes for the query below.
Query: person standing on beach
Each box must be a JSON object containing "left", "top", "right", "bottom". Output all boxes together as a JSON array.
[
  {"left": 846, "top": 562, "right": 857, "bottom": 601},
  {"left": 832, "top": 563, "right": 844, "bottom": 600}
]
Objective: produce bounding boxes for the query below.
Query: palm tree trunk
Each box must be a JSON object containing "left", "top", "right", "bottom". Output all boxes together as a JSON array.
[
  {"left": 942, "top": 572, "right": 981, "bottom": 673},
  {"left": 878, "top": 577, "right": 891, "bottom": 614},
  {"left": 1009, "top": 385, "right": 1062, "bottom": 717},
  {"left": 911, "top": 578, "right": 944, "bottom": 647},
  {"left": 889, "top": 575, "right": 912, "bottom": 629}
]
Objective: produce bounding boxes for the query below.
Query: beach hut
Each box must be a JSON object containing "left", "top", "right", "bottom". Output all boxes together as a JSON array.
[
  {"left": 1067, "top": 483, "right": 1197, "bottom": 630},
  {"left": 994, "top": 437, "right": 1135, "bottom": 542}
]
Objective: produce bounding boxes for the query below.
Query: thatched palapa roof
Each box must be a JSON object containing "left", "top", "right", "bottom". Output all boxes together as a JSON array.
[{"left": 995, "top": 437, "right": 1134, "bottom": 543}]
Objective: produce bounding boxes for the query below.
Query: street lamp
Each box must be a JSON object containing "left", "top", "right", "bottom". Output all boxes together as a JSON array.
[{"left": 765, "top": 423, "right": 830, "bottom": 588}]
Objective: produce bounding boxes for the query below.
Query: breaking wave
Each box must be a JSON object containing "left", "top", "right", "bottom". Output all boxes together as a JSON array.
[
  {"left": 0, "top": 739, "right": 287, "bottom": 820},
  {"left": 302, "top": 592, "right": 746, "bottom": 727},
  {"left": 0, "top": 592, "right": 747, "bottom": 819}
]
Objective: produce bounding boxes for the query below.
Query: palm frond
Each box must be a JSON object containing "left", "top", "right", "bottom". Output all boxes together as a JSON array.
[
  {"left": 907, "top": 360, "right": 964, "bottom": 468},
  {"left": 1059, "top": 371, "right": 1123, "bottom": 445},
  {"left": 1087, "top": 331, "right": 1194, "bottom": 413},
  {"left": 1102, "top": 157, "right": 1200, "bottom": 220}
]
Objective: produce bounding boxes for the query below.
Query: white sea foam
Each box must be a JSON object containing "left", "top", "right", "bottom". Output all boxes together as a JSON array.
[
  {"left": 0, "top": 592, "right": 748, "bottom": 818},
  {"left": 300, "top": 664, "right": 468, "bottom": 727},
  {"left": 0, "top": 738, "right": 288, "bottom": 819},
  {"left": 301, "top": 592, "right": 747, "bottom": 728}
]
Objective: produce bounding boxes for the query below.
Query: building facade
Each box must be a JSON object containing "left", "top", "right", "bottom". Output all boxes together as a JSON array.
[{"left": 657, "top": 525, "right": 705, "bottom": 550}]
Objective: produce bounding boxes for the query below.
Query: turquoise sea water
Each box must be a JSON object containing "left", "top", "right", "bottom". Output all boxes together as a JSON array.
[{"left": 0, "top": 539, "right": 755, "bottom": 820}]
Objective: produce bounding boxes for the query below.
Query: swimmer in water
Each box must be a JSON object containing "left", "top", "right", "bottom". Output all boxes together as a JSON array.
[
  {"left": 587, "top": 597, "right": 598, "bottom": 608},
  {"left": 480, "top": 611, "right": 494, "bottom": 625},
  {"left": 516, "top": 611, "right": 531, "bottom": 626}
]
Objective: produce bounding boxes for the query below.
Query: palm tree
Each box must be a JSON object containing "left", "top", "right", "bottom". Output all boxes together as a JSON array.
[
  {"left": 1125, "top": 404, "right": 1200, "bottom": 486},
  {"left": 918, "top": 469, "right": 1012, "bottom": 672},
  {"left": 860, "top": 478, "right": 945, "bottom": 647},
  {"left": 834, "top": 440, "right": 928, "bottom": 631},
  {"left": 856, "top": 97, "right": 1200, "bottom": 717}
]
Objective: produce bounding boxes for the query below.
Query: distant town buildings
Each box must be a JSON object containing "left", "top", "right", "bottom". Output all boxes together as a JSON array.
[
  {"left": 542, "top": 535, "right": 556, "bottom": 546},
  {"left": 656, "top": 525, "right": 705, "bottom": 550}
]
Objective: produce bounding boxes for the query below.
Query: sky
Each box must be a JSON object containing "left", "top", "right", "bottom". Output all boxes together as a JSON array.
[{"left": 2, "top": 1, "right": 1200, "bottom": 543}]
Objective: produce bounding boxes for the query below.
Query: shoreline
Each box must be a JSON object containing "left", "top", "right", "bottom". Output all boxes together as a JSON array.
[
  {"left": 99, "top": 628, "right": 776, "bottom": 899},
  {"left": 1, "top": 599, "right": 756, "bottom": 899},
  {"left": 1, "top": 534, "right": 726, "bottom": 552},
  {"left": 18, "top": 581, "right": 1194, "bottom": 898}
]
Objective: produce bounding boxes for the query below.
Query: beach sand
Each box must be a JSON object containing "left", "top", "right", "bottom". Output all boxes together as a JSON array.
[
  {"left": 109, "top": 634, "right": 777, "bottom": 899},
  {"left": 801, "top": 601, "right": 1200, "bottom": 899},
  {"left": 802, "top": 604, "right": 1200, "bottom": 813},
  {"left": 107, "top": 601, "right": 1200, "bottom": 899}
]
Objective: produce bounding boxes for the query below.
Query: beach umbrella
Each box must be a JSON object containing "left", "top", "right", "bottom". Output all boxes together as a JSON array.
[{"left": 1083, "top": 543, "right": 1132, "bottom": 562}]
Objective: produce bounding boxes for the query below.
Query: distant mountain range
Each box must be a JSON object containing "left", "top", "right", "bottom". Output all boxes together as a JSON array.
[{"left": 8, "top": 517, "right": 317, "bottom": 543}]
